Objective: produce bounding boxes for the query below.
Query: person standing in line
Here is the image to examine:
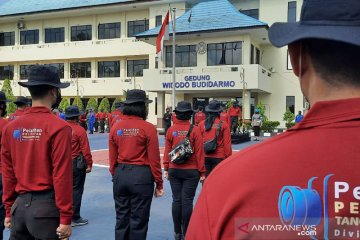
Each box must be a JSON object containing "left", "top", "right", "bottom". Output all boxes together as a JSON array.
[
  {"left": 99, "top": 109, "right": 106, "bottom": 133},
  {"left": 2, "top": 65, "right": 72, "bottom": 240},
  {"left": 109, "top": 89, "right": 164, "bottom": 240},
  {"left": 295, "top": 110, "right": 304, "bottom": 123},
  {"left": 163, "top": 107, "right": 172, "bottom": 135},
  {"left": 65, "top": 106, "right": 93, "bottom": 227},
  {"left": 8, "top": 96, "right": 30, "bottom": 122},
  {"left": 220, "top": 105, "right": 231, "bottom": 131},
  {"left": 194, "top": 106, "right": 206, "bottom": 126},
  {"left": 163, "top": 101, "right": 206, "bottom": 240},
  {"left": 251, "top": 108, "right": 263, "bottom": 141},
  {"left": 228, "top": 101, "right": 242, "bottom": 134},
  {"left": 87, "top": 109, "right": 95, "bottom": 134},
  {"left": 79, "top": 110, "right": 88, "bottom": 131},
  {"left": 199, "top": 100, "right": 232, "bottom": 176},
  {"left": 94, "top": 110, "right": 99, "bottom": 132},
  {"left": 0, "top": 91, "right": 11, "bottom": 240},
  {"left": 109, "top": 102, "right": 124, "bottom": 128},
  {"left": 58, "top": 108, "right": 66, "bottom": 120},
  {"left": 187, "top": 1, "right": 360, "bottom": 239}
]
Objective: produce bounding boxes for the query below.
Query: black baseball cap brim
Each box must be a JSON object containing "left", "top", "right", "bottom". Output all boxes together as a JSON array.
[
  {"left": 269, "top": 22, "right": 360, "bottom": 48},
  {"left": 123, "top": 99, "right": 153, "bottom": 104},
  {"left": 18, "top": 81, "right": 70, "bottom": 89}
]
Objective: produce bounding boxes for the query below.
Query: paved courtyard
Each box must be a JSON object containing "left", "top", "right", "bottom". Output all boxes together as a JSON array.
[{"left": 4, "top": 133, "right": 264, "bottom": 240}]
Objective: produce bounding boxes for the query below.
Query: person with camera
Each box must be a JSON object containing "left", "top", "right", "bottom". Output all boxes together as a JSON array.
[
  {"left": 109, "top": 89, "right": 164, "bottom": 240},
  {"left": 65, "top": 106, "right": 93, "bottom": 227},
  {"left": 163, "top": 101, "right": 205, "bottom": 240},
  {"left": 1, "top": 65, "right": 72, "bottom": 240},
  {"left": 199, "top": 100, "right": 232, "bottom": 176}
]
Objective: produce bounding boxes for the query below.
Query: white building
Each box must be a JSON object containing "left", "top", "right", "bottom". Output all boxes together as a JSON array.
[{"left": 0, "top": 0, "right": 304, "bottom": 127}]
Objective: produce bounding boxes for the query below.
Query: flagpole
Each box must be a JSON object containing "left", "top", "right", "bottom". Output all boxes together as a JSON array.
[{"left": 171, "top": 8, "right": 176, "bottom": 110}]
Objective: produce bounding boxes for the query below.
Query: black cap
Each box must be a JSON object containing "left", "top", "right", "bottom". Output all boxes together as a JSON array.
[
  {"left": 269, "top": 0, "right": 360, "bottom": 48},
  {"left": 174, "top": 101, "right": 194, "bottom": 113},
  {"left": 0, "top": 91, "right": 11, "bottom": 103},
  {"left": 205, "top": 100, "right": 222, "bottom": 113},
  {"left": 123, "top": 89, "right": 153, "bottom": 104},
  {"left": 65, "top": 106, "right": 83, "bottom": 118},
  {"left": 18, "top": 65, "right": 70, "bottom": 89},
  {"left": 13, "top": 96, "right": 30, "bottom": 106}
]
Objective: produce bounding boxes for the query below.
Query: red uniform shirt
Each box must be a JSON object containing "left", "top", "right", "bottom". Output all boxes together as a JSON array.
[
  {"left": 163, "top": 120, "right": 206, "bottom": 176},
  {"left": 228, "top": 106, "right": 242, "bottom": 117},
  {"left": 109, "top": 115, "right": 163, "bottom": 190},
  {"left": 68, "top": 121, "right": 93, "bottom": 168},
  {"left": 99, "top": 112, "right": 107, "bottom": 120},
  {"left": 199, "top": 118, "right": 232, "bottom": 159},
  {"left": 8, "top": 109, "right": 25, "bottom": 122},
  {"left": 1, "top": 107, "right": 73, "bottom": 225},
  {"left": 108, "top": 109, "right": 123, "bottom": 128},
  {"left": 188, "top": 98, "right": 360, "bottom": 240},
  {"left": 220, "top": 111, "right": 231, "bottom": 128},
  {"left": 194, "top": 111, "right": 206, "bottom": 125},
  {"left": 95, "top": 113, "right": 99, "bottom": 120},
  {"left": 0, "top": 117, "right": 8, "bottom": 174},
  {"left": 79, "top": 113, "right": 87, "bottom": 124}
]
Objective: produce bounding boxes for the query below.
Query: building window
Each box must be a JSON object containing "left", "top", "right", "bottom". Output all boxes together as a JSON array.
[
  {"left": 286, "top": 96, "right": 295, "bottom": 114},
  {"left": 20, "top": 65, "right": 36, "bottom": 80},
  {"left": 45, "top": 28, "right": 65, "bottom": 43},
  {"left": 70, "top": 62, "right": 91, "bottom": 78},
  {"left": 98, "top": 61, "right": 120, "bottom": 78},
  {"left": 98, "top": 23, "right": 121, "bottom": 39},
  {"left": 288, "top": 1, "right": 297, "bottom": 22},
  {"left": 0, "top": 65, "right": 14, "bottom": 80},
  {"left": 240, "top": 9, "right": 259, "bottom": 19},
  {"left": 207, "top": 42, "right": 242, "bottom": 66},
  {"left": 44, "top": 63, "right": 64, "bottom": 78},
  {"left": 155, "top": 97, "right": 158, "bottom": 115},
  {"left": 165, "top": 45, "right": 197, "bottom": 68},
  {"left": 127, "top": 59, "right": 149, "bottom": 77},
  {"left": 20, "top": 30, "right": 39, "bottom": 45},
  {"left": 71, "top": 25, "right": 92, "bottom": 41},
  {"left": 127, "top": 20, "right": 149, "bottom": 37},
  {"left": 0, "top": 32, "right": 15, "bottom": 46},
  {"left": 155, "top": 15, "right": 163, "bottom": 27},
  {"left": 250, "top": 45, "right": 255, "bottom": 64},
  {"left": 256, "top": 48, "right": 260, "bottom": 64}
]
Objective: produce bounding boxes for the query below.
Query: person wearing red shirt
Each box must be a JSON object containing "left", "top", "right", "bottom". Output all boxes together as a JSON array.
[
  {"left": 8, "top": 96, "right": 30, "bottom": 122},
  {"left": 194, "top": 106, "right": 206, "bottom": 126},
  {"left": 65, "top": 106, "right": 93, "bottom": 227},
  {"left": 220, "top": 106, "right": 231, "bottom": 130},
  {"left": 187, "top": 2, "right": 360, "bottom": 239},
  {"left": 163, "top": 101, "right": 206, "bottom": 240},
  {"left": 199, "top": 100, "right": 232, "bottom": 176},
  {"left": 1, "top": 65, "right": 72, "bottom": 239},
  {"left": 109, "top": 89, "right": 164, "bottom": 240},
  {"left": 0, "top": 91, "right": 11, "bottom": 240},
  {"left": 98, "top": 109, "right": 107, "bottom": 133},
  {"left": 79, "top": 110, "right": 88, "bottom": 131},
  {"left": 109, "top": 102, "right": 124, "bottom": 128},
  {"left": 228, "top": 102, "right": 242, "bottom": 134},
  {"left": 94, "top": 110, "right": 99, "bottom": 132}
]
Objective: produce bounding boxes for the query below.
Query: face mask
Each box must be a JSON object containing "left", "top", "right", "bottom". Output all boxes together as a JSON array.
[
  {"left": 51, "top": 89, "right": 62, "bottom": 110},
  {"left": 0, "top": 103, "right": 7, "bottom": 117}
]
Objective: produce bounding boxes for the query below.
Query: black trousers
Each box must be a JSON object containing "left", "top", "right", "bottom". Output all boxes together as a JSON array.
[
  {"left": 230, "top": 116, "right": 239, "bottom": 133},
  {"left": 0, "top": 176, "right": 5, "bottom": 240},
  {"left": 10, "top": 191, "right": 59, "bottom": 240},
  {"left": 253, "top": 126, "right": 261, "bottom": 137},
  {"left": 73, "top": 159, "right": 87, "bottom": 221},
  {"left": 94, "top": 120, "right": 99, "bottom": 132},
  {"left": 113, "top": 164, "right": 154, "bottom": 240},
  {"left": 164, "top": 123, "right": 171, "bottom": 136},
  {"left": 168, "top": 169, "right": 199, "bottom": 236},
  {"left": 100, "top": 120, "right": 105, "bottom": 133},
  {"left": 205, "top": 157, "right": 223, "bottom": 176}
]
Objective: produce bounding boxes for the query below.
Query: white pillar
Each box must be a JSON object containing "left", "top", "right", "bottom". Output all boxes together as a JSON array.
[
  {"left": 157, "top": 92, "right": 165, "bottom": 128},
  {"left": 243, "top": 90, "right": 251, "bottom": 120}
]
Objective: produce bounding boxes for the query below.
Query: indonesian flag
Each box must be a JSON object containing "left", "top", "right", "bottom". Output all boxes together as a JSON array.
[{"left": 156, "top": 11, "right": 170, "bottom": 61}]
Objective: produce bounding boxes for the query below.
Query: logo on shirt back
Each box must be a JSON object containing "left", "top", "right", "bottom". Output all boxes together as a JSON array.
[
  {"left": 13, "top": 128, "right": 43, "bottom": 142},
  {"left": 117, "top": 129, "right": 139, "bottom": 137},
  {"left": 172, "top": 131, "right": 188, "bottom": 137}
]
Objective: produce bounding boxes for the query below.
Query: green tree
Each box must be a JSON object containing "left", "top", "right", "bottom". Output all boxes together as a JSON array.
[
  {"left": 86, "top": 97, "right": 98, "bottom": 112},
  {"left": 111, "top": 97, "right": 124, "bottom": 112},
  {"left": 283, "top": 109, "right": 295, "bottom": 129},
  {"left": 59, "top": 97, "right": 70, "bottom": 111},
  {"left": 1, "top": 79, "right": 16, "bottom": 115},
  {"left": 98, "top": 97, "right": 110, "bottom": 113},
  {"left": 72, "top": 96, "right": 84, "bottom": 110},
  {"left": 256, "top": 101, "right": 268, "bottom": 122}
]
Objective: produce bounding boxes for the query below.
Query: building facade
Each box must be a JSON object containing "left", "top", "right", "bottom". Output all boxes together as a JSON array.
[{"left": 0, "top": 0, "right": 304, "bottom": 126}]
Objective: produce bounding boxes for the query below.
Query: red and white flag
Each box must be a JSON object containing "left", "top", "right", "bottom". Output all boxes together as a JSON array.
[{"left": 156, "top": 11, "right": 170, "bottom": 61}]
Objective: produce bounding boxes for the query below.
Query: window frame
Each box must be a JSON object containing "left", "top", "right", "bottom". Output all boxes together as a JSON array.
[
  {"left": 20, "top": 64, "right": 36, "bottom": 80},
  {"left": 71, "top": 25, "right": 92, "bottom": 42},
  {"left": 127, "top": 20, "right": 149, "bottom": 37},
  {"left": 207, "top": 41, "right": 242, "bottom": 66},
  {"left": 98, "top": 22, "right": 121, "bottom": 40},
  {"left": 20, "top": 30, "right": 39, "bottom": 45},
  {"left": 0, "top": 32, "right": 15, "bottom": 46},
  {"left": 98, "top": 61, "right": 120, "bottom": 78},
  {"left": 44, "top": 63, "right": 65, "bottom": 79},
  {"left": 240, "top": 9, "right": 259, "bottom": 19},
  {"left": 70, "top": 62, "right": 92, "bottom": 78},
  {"left": 287, "top": 1, "right": 297, "bottom": 23},
  {"left": 155, "top": 15, "right": 163, "bottom": 27},
  {"left": 0, "top": 65, "right": 14, "bottom": 80},
  {"left": 127, "top": 59, "right": 149, "bottom": 77},
  {"left": 286, "top": 96, "right": 295, "bottom": 114},
  {"left": 45, "top": 27, "right": 65, "bottom": 43},
  {"left": 165, "top": 45, "right": 197, "bottom": 68}
]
